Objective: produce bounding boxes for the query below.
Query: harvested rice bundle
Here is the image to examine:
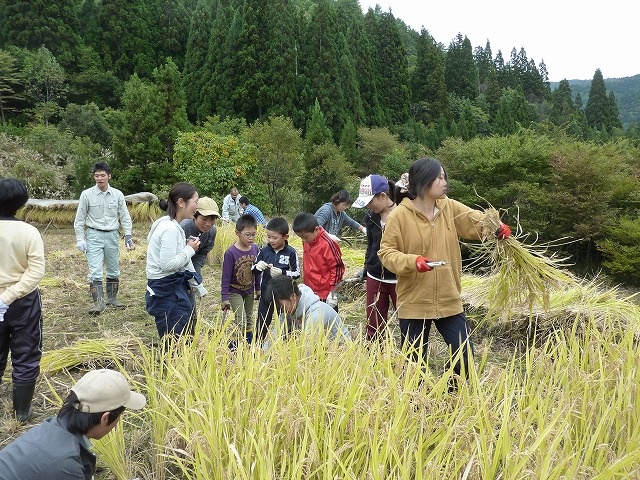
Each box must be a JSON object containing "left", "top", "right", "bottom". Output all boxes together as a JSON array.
[
  {"left": 474, "top": 207, "right": 577, "bottom": 314},
  {"left": 128, "top": 201, "right": 162, "bottom": 222},
  {"left": 40, "top": 338, "right": 135, "bottom": 374}
]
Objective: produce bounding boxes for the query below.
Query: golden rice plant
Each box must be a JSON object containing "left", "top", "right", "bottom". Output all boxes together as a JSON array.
[
  {"left": 471, "top": 207, "right": 577, "bottom": 315},
  {"left": 109, "top": 314, "right": 640, "bottom": 478}
]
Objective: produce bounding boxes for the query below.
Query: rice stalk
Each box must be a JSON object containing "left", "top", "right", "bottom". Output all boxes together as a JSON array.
[
  {"left": 40, "top": 337, "right": 136, "bottom": 374},
  {"left": 468, "top": 207, "right": 577, "bottom": 315}
]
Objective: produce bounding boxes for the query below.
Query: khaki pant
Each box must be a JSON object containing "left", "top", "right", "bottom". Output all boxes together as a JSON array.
[{"left": 228, "top": 293, "right": 255, "bottom": 333}]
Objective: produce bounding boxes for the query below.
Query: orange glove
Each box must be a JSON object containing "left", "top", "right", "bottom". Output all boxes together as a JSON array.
[
  {"left": 495, "top": 223, "right": 511, "bottom": 240},
  {"left": 416, "top": 256, "right": 434, "bottom": 272}
]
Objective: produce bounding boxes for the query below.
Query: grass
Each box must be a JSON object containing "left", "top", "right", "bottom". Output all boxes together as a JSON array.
[{"left": 2, "top": 221, "right": 640, "bottom": 478}]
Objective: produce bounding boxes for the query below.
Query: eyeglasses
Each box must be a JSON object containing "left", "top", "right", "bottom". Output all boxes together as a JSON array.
[{"left": 240, "top": 232, "right": 257, "bottom": 238}]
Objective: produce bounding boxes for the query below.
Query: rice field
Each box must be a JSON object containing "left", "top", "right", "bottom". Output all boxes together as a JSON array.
[{"left": 2, "top": 218, "right": 640, "bottom": 479}]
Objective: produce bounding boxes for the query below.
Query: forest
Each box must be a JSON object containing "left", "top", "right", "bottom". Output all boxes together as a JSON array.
[{"left": 1, "top": 0, "right": 640, "bottom": 282}]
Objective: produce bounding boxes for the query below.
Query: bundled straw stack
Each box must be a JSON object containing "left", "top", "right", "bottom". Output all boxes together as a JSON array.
[{"left": 17, "top": 191, "right": 162, "bottom": 226}]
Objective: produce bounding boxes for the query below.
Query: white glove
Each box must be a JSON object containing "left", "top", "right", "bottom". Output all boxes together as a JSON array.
[
  {"left": 0, "top": 299, "right": 8, "bottom": 322},
  {"left": 76, "top": 240, "right": 86, "bottom": 252},
  {"left": 328, "top": 233, "right": 341, "bottom": 243},
  {"left": 269, "top": 266, "right": 282, "bottom": 277},
  {"left": 326, "top": 292, "right": 338, "bottom": 308},
  {"left": 193, "top": 283, "right": 208, "bottom": 298},
  {"left": 124, "top": 235, "right": 133, "bottom": 249},
  {"left": 255, "top": 260, "right": 269, "bottom": 271},
  {"left": 361, "top": 227, "right": 367, "bottom": 235}
]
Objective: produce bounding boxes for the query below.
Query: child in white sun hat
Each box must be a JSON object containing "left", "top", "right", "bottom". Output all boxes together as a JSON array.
[{"left": 352, "top": 174, "right": 398, "bottom": 341}]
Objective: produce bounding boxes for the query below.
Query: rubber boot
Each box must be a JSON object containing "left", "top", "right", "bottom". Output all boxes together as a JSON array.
[
  {"left": 13, "top": 380, "right": 36, "bottom": 423},
  {"left": 88, "top": 281, "right": 105, "bottom": 315},
  {"left": 106, "top": 278, "right": 125, "bottom": 308},
  {"left": 245, "top": 330, "right": 254, "bottom": 345}
]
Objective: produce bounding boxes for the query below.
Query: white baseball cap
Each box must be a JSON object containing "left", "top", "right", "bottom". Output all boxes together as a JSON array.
[{"left": 71, "top": 369, "right": 146, "bottom": 413}]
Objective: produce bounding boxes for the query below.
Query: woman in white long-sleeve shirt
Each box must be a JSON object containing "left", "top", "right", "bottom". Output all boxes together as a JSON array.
[{"left": 146, "top": 182, "right": 207, "bottom": 340}]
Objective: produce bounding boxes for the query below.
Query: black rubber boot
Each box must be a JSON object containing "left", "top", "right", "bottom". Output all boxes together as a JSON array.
[
  {"left": 88, "top": 281, "right": 105, "bottom": 315},
  {"left": 13, "top": 380, "right": 36, "bottom": 423},
  {"left": 106, "top": 278, "right": 125, "bottom": 308}
]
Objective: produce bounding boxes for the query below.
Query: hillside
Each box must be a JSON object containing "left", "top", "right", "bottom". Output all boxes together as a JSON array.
[{"left": 551, "top": 74, "right": 640, "bottom": 127}]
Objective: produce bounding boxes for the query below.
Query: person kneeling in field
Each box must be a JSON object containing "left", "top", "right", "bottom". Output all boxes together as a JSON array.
[
  {"left": 263, "top": 275, "right": 350, "bottom": 348},
  {"left": 0, "top": 368, "right": 146, "bottom": 480}
]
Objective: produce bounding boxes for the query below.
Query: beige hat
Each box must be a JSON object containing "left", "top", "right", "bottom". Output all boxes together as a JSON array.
[
  {"left": 196, "top": 197, "right": 220, "bottom": 217},
  {"left": 71, "top": 369, "right": 146, "bottom": 413}
]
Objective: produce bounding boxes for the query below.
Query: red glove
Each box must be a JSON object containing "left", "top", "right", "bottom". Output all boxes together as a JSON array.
[
  {"left": 416, "top": 256, "right": 434, "bottom": 272},
  {"left": 495, "top": 223, "right": 511, "bottom": 240}
]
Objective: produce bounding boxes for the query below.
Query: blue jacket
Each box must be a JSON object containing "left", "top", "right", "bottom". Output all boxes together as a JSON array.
[{"left": 0, "top": 416, "right": 96, "bottom": 480}]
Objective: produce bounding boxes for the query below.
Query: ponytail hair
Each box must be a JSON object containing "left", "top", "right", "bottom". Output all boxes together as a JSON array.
[
  {"left": 393, "top": 158, "right": 446, "bottom": 204},
  {"left": 159, "top": 182, "right": 197, "bottom": 220}
]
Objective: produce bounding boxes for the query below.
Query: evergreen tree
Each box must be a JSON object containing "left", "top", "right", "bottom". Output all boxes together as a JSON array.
[
  {"left": 336, "top": 0, "right": 384, "bottom": 126},
  {"left": 493, "top": 86, "right": 531, "bottom": 135},
  {"left": 444, "top": 33, "right": 477, "bottom": 100},
  {"left": 585, "top": 69, "right": 618, "bottom": 132},
  {"left": 182, "top": 0, "right": 215, "bottom": 120},
  {"left": 302, "top": 100, "right": 352, "bottom": 211},
  {"left": 98, "top": 0, "right": 155, "bottom": 80},
  {"left": 77, "top": 0, "right": 102, "bottom": 52},
  {"left": 475, "top": 40, "right": 494, "bottom": 94},
  {"left": 608, "top": 91, "right": 623, "bottom": 131},
  {"left": 484, "top": 68, "right": 502, "bottom": 122},
  {"left": 550, "top": 79, "right": 577, "bottom": 126},
  {"left": 2, "top": 0, "right": 81, "bottom": 72},
  {"left": 365, "top": 9, "right": 410, "bottom": 125},
  {"left": 410, "top": 29, "right": 450, "bottom": 126},
  {"left": 339, "top": 117, "right": 359, "bottom": 169},
  {"left": 298, "top": 0, "right": 352, "bottom": 136},
  {"left": 110, "top": 74, "right": 165, "bottom": 192},
  {"left": 212, "top": 5, "right": 243, "bottom": 118},
  {"left": 305, "top": 98, "right": 333, "bottom": 150},
  {"left": 196, "top": 0, "right": 231, "bottom": 121},
  {"left": 494, "top": 50, "right": 508, "bottom": 88},
  {"left": 260, "top": 0, "right": 299, "bottom": 121},
  {"left": 228, "top": 0, "right": 299, "bottom": 123},
  {"left": 152, "top": 58, "right": 190, "bottom": 163},
  {"left": 149, "top": 0, "right": 191, "bottom": 70}
]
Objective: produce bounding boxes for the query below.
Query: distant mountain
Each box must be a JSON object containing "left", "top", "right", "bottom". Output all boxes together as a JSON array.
[{"left": 550, "top": 75, "right": 640, "bottom": 128}]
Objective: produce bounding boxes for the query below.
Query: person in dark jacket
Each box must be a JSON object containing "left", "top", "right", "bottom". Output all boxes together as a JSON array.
[
  {"left": 353, "top": 175, "right": 398, "bottom": 340},
  {"left": 252, "top": 217, "right": 300, "bottom": 342},
  {"left": 0, "top": 368, "right": 146, "bottom": 480}
]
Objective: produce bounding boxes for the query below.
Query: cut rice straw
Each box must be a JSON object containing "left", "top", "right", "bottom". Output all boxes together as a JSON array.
[
  {"left": 470, "top": 207, "right": 577, "bottom": 315},
  {"left": 40, "top": 337, "right": 136, "bottom": 374}
]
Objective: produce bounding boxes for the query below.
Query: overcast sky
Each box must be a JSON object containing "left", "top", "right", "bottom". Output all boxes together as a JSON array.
[{"left": 359, "top": 0, "right": 640, "bottom": 82}]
